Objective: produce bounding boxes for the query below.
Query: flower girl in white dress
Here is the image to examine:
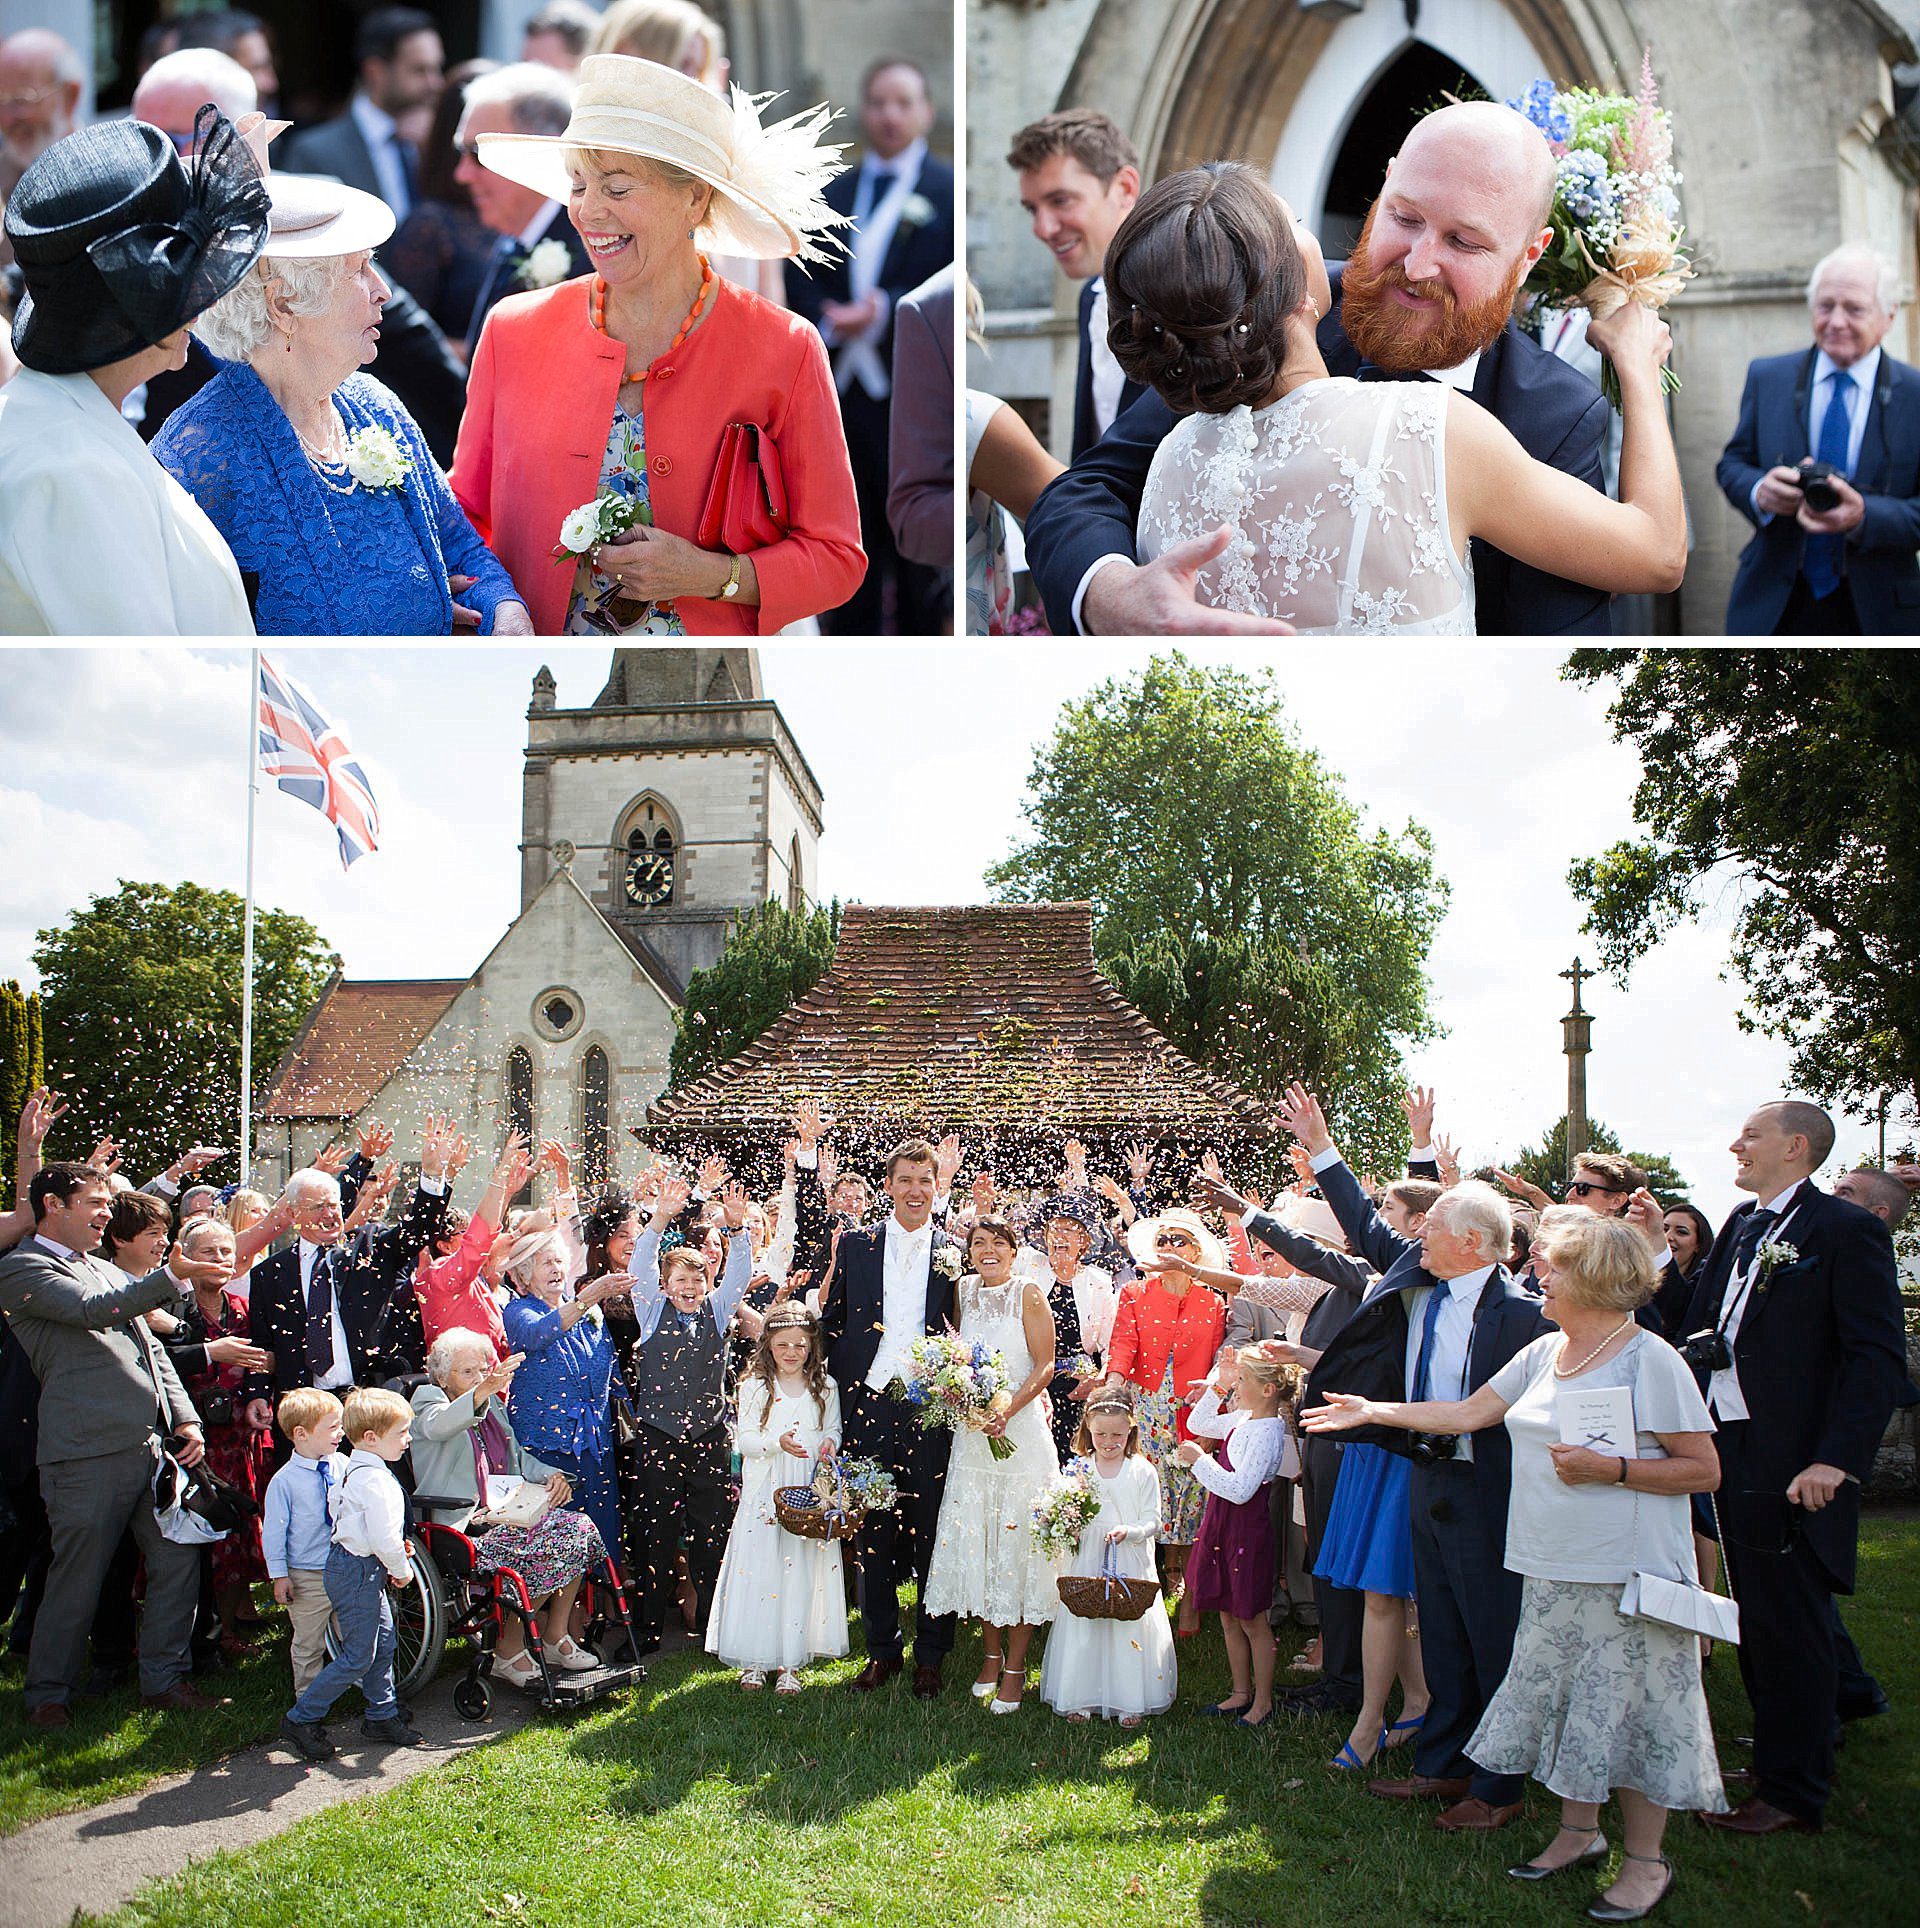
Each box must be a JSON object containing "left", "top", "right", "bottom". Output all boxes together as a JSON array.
[
  {"left": 706, "top": 1304, "right": 846, "bottom": 1693},
  {"left": 923, "top": 1216, "right": 1062, "bottom": 1712},
  {"left": 1039, "top": 1392, "right": 1176, "bottom": 1727},
  {"left": 1112, "top": 162, "right": 1685, "bottom": 633}
]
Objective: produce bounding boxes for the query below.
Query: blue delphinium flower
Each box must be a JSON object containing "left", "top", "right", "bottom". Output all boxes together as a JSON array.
[
  {"left": 1506, "top": 78, "right": 1571, "bottom": 145},
  {"left": 1556, "top": 148, "right": 1614, "bottom": 224}
]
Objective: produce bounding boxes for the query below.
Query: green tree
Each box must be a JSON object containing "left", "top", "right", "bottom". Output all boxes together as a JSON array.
[
  {"left": 1564, "top": 648, "right": 1920, "bottom": 1129},
  {"left": 1, "top": 979, "right": 45, "bottom": 1196},
  {"left": 986, "top": 653, "right": 1449, "bottom": 1171},
  {"left": 667, "top": 899, "right": 842, "bottom": 1092},
  {"left": 33, "top": 881, "right": 338, "bottom": 1180},
  {"left": 1503, "top": 1114, "right": 1689, "bottom": 1202}
]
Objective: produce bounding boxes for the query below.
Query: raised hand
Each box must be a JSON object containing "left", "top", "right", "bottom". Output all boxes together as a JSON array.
[
  {"left": 169, "top": 1238, "right": 231, "bottom": 1289},
  {"left": 1285, "top": 1144, "right": 1314, "bottom": 1189},
  {"left": 1190, "top": 1166, "right": 1250, "bottom": 1218},
  {"left": 816, "top": 1141, "right": 840, "bottom": 1194},
  {"left": 652, "top": 1172, "right": 692, "bottom": 1224},
  {"left": 971, "top": 1172, "right": 998, "bottom": 1216},
  {"left": 314, "top": 1140, "right": 349, "bottom": 1177},
  {"left": 445, "top": 1131, "right": 473, "bottom": 1180},
  {"left": 1061, "top": 1138, "right": 1089, "bottom": 1186},
  {"left": 1401, "top": 1084, "right": 1437, "bottom": 1146},
  {"left": 934, "top": 1133, "right": 963, "bottom": 1191},
  {"left": 1273, "top": 1083, "right": 1332, "bottom": 1158},
  {"left": 88, "top": 1136, "right": 122, "bottom": 1174},
  {"left": 177, "top": 1144, "right": 228, "bottom": 1176},
  {"left": 1432, "top": 1132, "right": 1461, "bottom": 1189},
  {"left": 418, "top": 1114, "right": 456, "bottom": 1181},
  {"left": 695, "top": 1152, "right": 729, "bottom": 1197},
  {"left": 793, "top": 1096, "right": 828, "bottom": 1146},
  {"left": 719, "top": 1179, "right": 752, "bottom": 1231},
  {"left": 1090, "top": 1172, "right": 1127, "bottom": 1208},
  {"left": 358, "top": 1118, "right": 395, "bottom": 1163},
  {"left": 1622, "top": 1188, "right": 1668, "bottom": 1253},
  {"left": 782, "top": 1137, "right": 799, "bottom": 1181},
  {"left": 475, "top": 1354, "right": 522, "bottom": 1404},
  {"left": 1490, "top": 1168, "right": 1553, "bottom": 1210},
  {"left": 18, "top": 1086, "right": 66, "bottom": 1155},
  {"left": 1124, "top": 1142, "right": 1152, "bottom": 1190},
  {"left": 541, "top": 1138, "right": 573, "bottom": 1192}
]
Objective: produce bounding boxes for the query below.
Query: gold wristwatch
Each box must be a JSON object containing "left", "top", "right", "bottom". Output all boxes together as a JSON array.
[{"left": 719, "top": 553, "right": 743, "bottom": 599}]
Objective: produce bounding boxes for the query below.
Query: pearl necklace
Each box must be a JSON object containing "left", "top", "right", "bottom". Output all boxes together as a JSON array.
[
  {"left": 1552, "top": 1316, "right": 1634, "bottom": 1379},
  {"left": 590, "top": 256, "right": 713, "bottom": 385},
  {"left": 293, "top": 411, "right": 356, "bottom": 495}
]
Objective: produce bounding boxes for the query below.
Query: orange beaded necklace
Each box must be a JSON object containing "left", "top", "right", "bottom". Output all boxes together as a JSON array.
[{"left": 590, "top": 255, "right": 713, "bottom": 384}]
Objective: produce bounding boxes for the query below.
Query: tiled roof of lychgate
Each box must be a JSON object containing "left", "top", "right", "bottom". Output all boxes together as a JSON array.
[
  {"left": 258, "top": 976, "right": 465, "bottom": 1120},
  {"left": 644, "top": 904, "right": 1271, "bottom": 1139}
]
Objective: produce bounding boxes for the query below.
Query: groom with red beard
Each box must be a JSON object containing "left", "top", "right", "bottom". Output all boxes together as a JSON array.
[{"left": 1025, "top": 101, "right": 1612, "bottom": 637}]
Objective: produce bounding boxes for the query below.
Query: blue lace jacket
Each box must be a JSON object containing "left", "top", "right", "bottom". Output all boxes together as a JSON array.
[{"left": 153, "top": 362, "right": 523, "bottom": 636}]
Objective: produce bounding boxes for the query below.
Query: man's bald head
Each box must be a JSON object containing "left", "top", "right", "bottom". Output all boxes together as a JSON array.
[
  {"left": 1395, "top": 101, "right": 1558, "bottom": 248},
  {"left": 133, "top": 47, "right": 257, "bottom": 137}
]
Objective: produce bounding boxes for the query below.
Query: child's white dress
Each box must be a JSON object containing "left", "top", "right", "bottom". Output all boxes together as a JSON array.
[
  {"left": 706, "top": 1375, "right": 847, "bottom": 1670},
  {"left": 1038, "top": 1455, "right": 1176, "bottom": 1720}
]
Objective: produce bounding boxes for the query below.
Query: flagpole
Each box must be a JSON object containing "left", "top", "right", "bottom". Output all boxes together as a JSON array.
[{"left": 241, "top": 649, "right": 259, "bottom": 1192}]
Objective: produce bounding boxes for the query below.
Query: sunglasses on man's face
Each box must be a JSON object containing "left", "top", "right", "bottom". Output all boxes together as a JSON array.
[{"left": 1567, "top": 1180, "right": 1625, "bottom": 1199}]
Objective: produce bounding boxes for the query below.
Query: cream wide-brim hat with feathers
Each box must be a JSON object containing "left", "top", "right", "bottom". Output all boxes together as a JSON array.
[
  {"left": 1127, "top": 1209, "right": 1227, "bottom": 1276},
  {"left": 476, "top": 54, "right": 848, "bottom": 265}
]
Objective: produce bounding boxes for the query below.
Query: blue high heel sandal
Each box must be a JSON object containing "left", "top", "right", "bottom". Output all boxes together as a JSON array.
[
  {"left": 1330, "top": 1740, "right": 1373, "bottom": 1770},
  {"left": 1380, "top": 1713, "right": 1426, "bottom": 1750}
]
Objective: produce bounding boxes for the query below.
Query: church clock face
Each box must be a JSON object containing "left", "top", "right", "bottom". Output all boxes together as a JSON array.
[{"left": 625, "top": 848, "right": 674, "bottom": 906}]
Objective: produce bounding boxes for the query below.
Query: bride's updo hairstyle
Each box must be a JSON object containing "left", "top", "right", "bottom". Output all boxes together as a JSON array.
[{"left": 1104, "top": 161, "right": 1307, "bottom": 415}]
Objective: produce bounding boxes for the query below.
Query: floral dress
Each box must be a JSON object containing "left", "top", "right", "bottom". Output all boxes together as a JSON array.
[
  {"left": 564, "top": 398, "right": 688, "bottom": 636},
  {"left": 171, "top": 1290, "right": 271, "bottom": 1591}
]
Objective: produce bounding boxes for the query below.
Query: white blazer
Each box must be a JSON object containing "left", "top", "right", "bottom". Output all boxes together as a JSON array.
[{"left": 0, "top": 367, "right": 253, "bottom": 634}]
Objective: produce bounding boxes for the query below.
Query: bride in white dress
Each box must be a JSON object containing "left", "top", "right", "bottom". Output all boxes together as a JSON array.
[
  {"left": 923, "top": 1217, "right": 1061, "bottom": 1713},
  {"left": 1117, "top": 163, "right": 1686, "bottom": 633}
]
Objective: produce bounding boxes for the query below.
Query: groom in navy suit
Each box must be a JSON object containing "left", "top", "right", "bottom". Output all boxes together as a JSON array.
[
  {"left": 1024, "top": 102, "right": 1610, "bottom": 638},
  {"left": 820, "top": 1138, "right": 961, "bottom": 1697}
]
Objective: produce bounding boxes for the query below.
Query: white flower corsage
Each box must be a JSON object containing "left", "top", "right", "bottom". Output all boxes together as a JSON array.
[
  {"left": 1753, "top": 1239, "right": 1800, "bottom": 1291},
  {"left": 343, "top": 425, "right": 411, "bottom": 494},
  {"left": 555, "top": 491, "right": 643, "bottom": 560},
  {"left": 516, "top": 237, "right": 573, "bottom": 290},
  {"left": 932, "top": 1245, "right": 961, "bottom": 1281},
  {"left": 898, "top": 192, "right": 935, "bottom": 230}
]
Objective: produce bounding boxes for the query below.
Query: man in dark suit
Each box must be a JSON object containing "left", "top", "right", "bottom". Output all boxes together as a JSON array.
[
  {"left": 1252, "top": 1084, "right": 1548, "bottom": 1831},
  {"left": 1024, "top": 101, "right": 1610, "bottom": 638},
  {"left": 819, "top": 1137, "right": 960, "bottom": 1697},
  {"left": 1716, "top": 246, "right": 1920, "bottom": 634},
  {"left": 281, "top": 6, "right": 444, "bottom": 222},
  {"left": 1006, "top": 109, "right": 1144, "bottom": 460},
  {"left": 1682, "top": 1102, "right": 1906, "bottom": 1836},
  {"left": 250, "top": 1116, "right": 457, "bottom": 1412},
  {"left": 451, "top": 62, "right": 589, "bottom": 361},
  {"left": 786, "top": 58, "right": 954, "bottom": 634}
]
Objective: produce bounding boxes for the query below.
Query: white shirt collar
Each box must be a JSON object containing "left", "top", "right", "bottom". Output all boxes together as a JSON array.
[
  {"left": 34, "top": 1233, "right": 82, "bottom": 1261},
  {"left": 1759, "top": 1179, "right": 1806, "bottom": 1217},
  {"left": 1813, "top": 346, "right": 1879, "bottom": 397},
  {"left": 350, "top": 91, "right": 397, "bottom": 146},
  {"left": 1438, "top": 1263, "right": 1496, "bottom": 1297},
  {"left": 865, "top": 139, "right": 925, "bottom": 189},
  {"left": 1432, "top": 350, "right": 1481, "bottom": 393},
  {"left": 886, "top": 1214, "right": 931, "bottom": 1242},
  {"left": 514, "top": 198, "right": 561, "bottom": 251}
]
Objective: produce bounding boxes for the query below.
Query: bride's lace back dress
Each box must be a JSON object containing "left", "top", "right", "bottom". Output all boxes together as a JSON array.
[{"left": 1136, "top": 376, "right": 1476, "bottom": 634}]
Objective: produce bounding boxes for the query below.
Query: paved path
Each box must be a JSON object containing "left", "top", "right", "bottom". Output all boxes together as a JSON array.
[{"left": 0, "top": 1684, "right": 539, "bottom": 1927}]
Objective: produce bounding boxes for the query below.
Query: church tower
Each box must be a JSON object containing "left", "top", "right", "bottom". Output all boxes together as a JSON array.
[{"left": 519, "top": 649, "right": 824, "bottom": 997}]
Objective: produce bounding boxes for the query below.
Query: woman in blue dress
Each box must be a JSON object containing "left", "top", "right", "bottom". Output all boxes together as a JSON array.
[
  {"left": 499, "top": 1228, "right": 631, "bottom": 1571},
  {"left": 154, "top": 168, "right": 532, "bottom": 636}
]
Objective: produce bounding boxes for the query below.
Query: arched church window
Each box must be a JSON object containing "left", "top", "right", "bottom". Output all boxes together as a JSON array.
[
  {"left": 580, "top": 1046, "right": 611, "bottom": 1193},
  {"left": 620, "top": 798, "right": 677, "bottom": 908},
  {"left": 506, "top": 1046, "right": 535, "bottom": 1206},
  {"left": 787, "top": 834, "right": 805, "bottom": 912}
]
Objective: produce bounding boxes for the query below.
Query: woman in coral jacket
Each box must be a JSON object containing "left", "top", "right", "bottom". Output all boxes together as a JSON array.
[{"left": 451, "top": 54, "right": 864, "bottom": 636}]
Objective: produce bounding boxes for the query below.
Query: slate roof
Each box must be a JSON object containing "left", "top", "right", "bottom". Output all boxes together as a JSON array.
[
  {"left": 644, "top": 903, "right": 1272, "bottom": 1144},
  {"left": 258, "top": 975, "right": 465, "bottom": 1121}
]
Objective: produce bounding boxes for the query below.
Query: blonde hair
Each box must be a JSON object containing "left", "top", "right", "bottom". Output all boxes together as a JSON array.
[
  {"left": 224, "top": 1187, "right": 270, "bottom": 1232},
  {"left": 564, "top": 143, "right": 705, "bottom": 202},
  {"left": 660, "top": 1244, "right": 709, "bottom": 1285},
  {"left": 277, "top": 1387, "right": 343, "bottom": 1439},
  {"left": 591, "top": 0, "right": 724, "bottom": 82},
  {"left": 342, "top": 1386, "right": 412, "bottom": 1443},
  {"left": 1533, "top": 1213, "right": 1657, "bottom": 1313},
  {"left": 1236, "top": 1344, "right": 1303, "bottom": 1403}
]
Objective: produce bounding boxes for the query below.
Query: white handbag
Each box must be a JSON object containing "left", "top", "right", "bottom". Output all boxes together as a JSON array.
[{"left": 1619, "top": 1490, "right": 1740, "bottom": 1645}]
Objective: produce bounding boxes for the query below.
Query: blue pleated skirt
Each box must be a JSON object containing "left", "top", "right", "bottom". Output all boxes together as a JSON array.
[{"left": 1313, "top": 1442, "right": 1415, "bottom": 1599}]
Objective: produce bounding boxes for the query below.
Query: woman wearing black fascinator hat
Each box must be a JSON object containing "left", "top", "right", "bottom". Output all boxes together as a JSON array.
[{"left": 0, "top": 106, "right": 268, "bottom": 633}]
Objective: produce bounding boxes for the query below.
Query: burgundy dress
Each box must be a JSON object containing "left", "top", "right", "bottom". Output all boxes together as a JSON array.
[
  {"left": 1185, "top": 1426, "right": 1278, "bottom": 1621},
  {"left": 177, "top": 1290, "right": 272, "bottom": 1591}
]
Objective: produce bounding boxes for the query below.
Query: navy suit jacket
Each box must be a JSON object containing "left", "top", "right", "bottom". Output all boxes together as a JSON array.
[
  {"left": 464, "top": 207, "right": 591, "bottom": 362},
  {"left": 786, "top": 151, "right": 956, "bottom": 373},
  {"left": 1715, "top": 346, "right": 1920, "bottom": 634},
  {"left": 1070, "top": 278, "right": 1146, "bottom": 462},
  {"left": 1679, "top": 1182, "right": 1905, "bottom": 1591},
  {"left": 281, "top": 113, "right": 389, "bottom": 208},
  {"left": 1024, "top": 265, "right": 1612, "bottom": 637},
  {"left": 1301, "top": 1156, "right": 1549, "bottom": 1484},
  {"left": 818, "top": 1219, "right": 959, "bottom": 1393}
]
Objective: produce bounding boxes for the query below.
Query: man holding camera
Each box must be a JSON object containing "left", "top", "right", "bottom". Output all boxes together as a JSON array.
[
  {"left": 1717, "top": 244, "right": 1920, "bottom": 633},
  {"left": 1681, "top": 1102, "right": 1905, "bottom": 1836}
]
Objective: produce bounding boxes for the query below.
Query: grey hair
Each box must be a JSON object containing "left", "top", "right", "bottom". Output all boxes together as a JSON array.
[
  {"left": 505, "top": 1227, "right": 566, "bottom": 1287},
  {"left": 1427, "top": 1179, "right": 1514, "bottom": 1263},
  {"left": 460, "top": 59, "right": 573, "bottom": 136},
  {"left": 133, "top": 47, "right": 257, "bottom": 120},
  {"left": 192, "top": 253, "right": 350, "bottom": 361},
  {"left": 1807, "top": 245, "right": 1902, "bottom": 316},
  {"left": 286, "top": 1167, "right": 343, "bottom": 1209},
  {"left": 178, "top": 1216, "right": 234, "bottom": 1256},
  {"left": 427, "top": 1326, "right": 496, "bottom": 1384}
]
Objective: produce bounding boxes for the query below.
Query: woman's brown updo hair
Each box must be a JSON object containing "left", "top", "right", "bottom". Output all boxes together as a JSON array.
[{"left": 1104, "top": 162, "right": 1307, "bottom": 415}]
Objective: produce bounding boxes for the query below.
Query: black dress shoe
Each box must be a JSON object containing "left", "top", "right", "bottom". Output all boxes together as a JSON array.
[
  {"left": 361, "top": 1715, "right": 423, "bottom": 1746},
  {"left": 851, "top": 1655, "right": 902, "bottom": 1693},
  {"left": 912, "top": 1664, "right": 944, "bottom": 1700},
  {"left": 278, "top": 1715, "right": 335, "bottom": 1761}
]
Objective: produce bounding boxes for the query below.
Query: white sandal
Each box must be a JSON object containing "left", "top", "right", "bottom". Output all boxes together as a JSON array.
[
  {"left": 971, "top": 1657, "right": 1002, "bottom": 1700},
  {"left": 989, "top": 1666, "right": 1025, "bottom": 1715},
  {"left": 548, "top": 1635, "right": 598, "bottom": 1674},
  {"left": 496, "top": 1650, "right": 540, "bottom": 1689},
  {"left": 774, "top": 1669, "right": 802, "bottom": 1695},
  {"left": 740, "top": 1668, "right": 766, "bottom": 1691}
]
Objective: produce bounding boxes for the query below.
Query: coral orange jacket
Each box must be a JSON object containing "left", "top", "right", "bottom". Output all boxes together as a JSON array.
[{"left": 451, "top": 272, "right": 866, "bottom": 634}]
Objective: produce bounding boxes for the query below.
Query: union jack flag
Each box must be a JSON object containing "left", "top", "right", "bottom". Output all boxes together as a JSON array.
[{"left": 256, "top": 654, "right": 381, "bottom": 869}]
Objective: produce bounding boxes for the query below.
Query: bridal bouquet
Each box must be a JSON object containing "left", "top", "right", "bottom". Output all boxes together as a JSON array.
[
  {"left": 892, "top": 1334, "right": 1015, "bottom": 1460},
  {"left": 1508, "top": 52, "right": 1692, "bottom": 404},
  {"left": 1031, "top": 1464, "right": 1102, "bottom": 1560}
]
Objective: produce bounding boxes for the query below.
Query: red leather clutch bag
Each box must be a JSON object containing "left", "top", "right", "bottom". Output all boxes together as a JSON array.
[{"left": 696, "top": 421, "right": 789, "bottom": 553}]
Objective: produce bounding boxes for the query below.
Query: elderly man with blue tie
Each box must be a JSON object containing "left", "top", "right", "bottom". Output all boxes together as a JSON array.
[{"left": 1717, "top": 245, "right": 1920, "bottom": 633}]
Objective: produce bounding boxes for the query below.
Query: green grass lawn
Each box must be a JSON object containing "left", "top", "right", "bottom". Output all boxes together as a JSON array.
[{"left": 2, "top": 1516, "right": 1914, "bottom": 1927}]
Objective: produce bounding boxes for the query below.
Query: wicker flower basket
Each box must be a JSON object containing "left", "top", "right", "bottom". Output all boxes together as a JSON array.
[
  {"left": 774, "top": 1486, "right": 863, "bottom": 1542},
  {"left": 1057, "top": 1546, "right": 1161, "bottom": 1621}
]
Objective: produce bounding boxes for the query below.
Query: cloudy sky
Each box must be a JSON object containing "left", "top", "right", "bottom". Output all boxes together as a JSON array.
[{"left": 0, "top": 642, "right": 1883, "bottom": 1223}]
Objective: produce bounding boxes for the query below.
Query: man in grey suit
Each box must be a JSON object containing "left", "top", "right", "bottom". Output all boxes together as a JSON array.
[{"left": 0, "top": 1162, "right": 228, "bottom": 1729}]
